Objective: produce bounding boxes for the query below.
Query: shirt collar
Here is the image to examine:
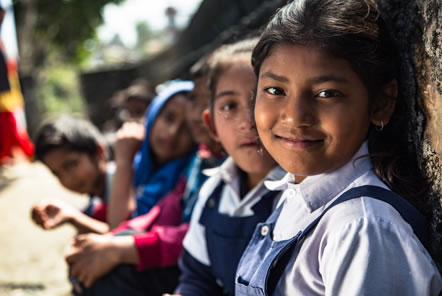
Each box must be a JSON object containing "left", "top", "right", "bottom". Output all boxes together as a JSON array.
[
  {"left": 266, "top": 142, "right": 373, "bottom": 212},
  {"left": 218, "top": 157, "right": 237, "bottom": 184},
  {"left": 204, "top": 156, "right": 285, "bottom": 194}
]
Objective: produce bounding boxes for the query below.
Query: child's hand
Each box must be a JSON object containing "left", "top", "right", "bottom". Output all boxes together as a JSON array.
[
  {"left": 114, "top": 122, "right": 145, "bottom": 165},
  {"left": 31, "top": 200, "right": 76, "bottom": 230},
  {"left": 65, "top": 233, "right": 120, "bottom": 288}
]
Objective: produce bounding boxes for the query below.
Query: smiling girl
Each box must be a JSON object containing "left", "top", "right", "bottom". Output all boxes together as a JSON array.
[{"left": 235, "top": 0, "right": 442, "bottom": 295}]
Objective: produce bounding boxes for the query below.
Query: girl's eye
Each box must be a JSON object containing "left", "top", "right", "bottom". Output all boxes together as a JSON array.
[
  {"left": 163, "top": 112, "right": 176, "bottom": 123},
  {"left": 265, "top": 87, "right": 285, "bottom": 96},
  {"left": 220, "top": 102, "right": 236, "bottom": 112},
  {"left": 317, "top": 89, "right": 343, "bottom": 98},
  {"left": 188, "top": 94, "right": 197, "bottom": 103}
]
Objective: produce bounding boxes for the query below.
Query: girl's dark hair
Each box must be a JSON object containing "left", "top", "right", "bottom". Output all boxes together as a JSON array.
[
  {"left": 207, "top": 38, "right": 258, "bottom": 119},
  {"left": 35, "top": 116, "right": 106, "bottom": 161},
  {"left": 252, "top": 0, "right": 430, "bottom": 215},
  {"left": 189, "top": 54, "right": 211, "bottom": 81}
]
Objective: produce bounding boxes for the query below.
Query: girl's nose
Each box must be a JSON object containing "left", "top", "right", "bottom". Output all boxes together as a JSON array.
[
  {"left": 168, "top": 121, "right": 182, "bottom": 137},
  {"left": 237, "top": 108, "right": 254, "bottom": 131},
  {"left": 281, "top": 95, "right": 314, "bottom": 127}
]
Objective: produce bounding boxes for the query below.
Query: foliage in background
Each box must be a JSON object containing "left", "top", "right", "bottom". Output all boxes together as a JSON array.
[
  {"left": 12, "top": 0, "right": 125, "bottom": 126},
  {"left": 13, "top": 0, "right": 125, "bottom": 64},
  {"left": 12, "top": 0, "right": 166, "bottom": 132},
  {"left": 37, "top": 54, "right": 85, "bottom": 117}
]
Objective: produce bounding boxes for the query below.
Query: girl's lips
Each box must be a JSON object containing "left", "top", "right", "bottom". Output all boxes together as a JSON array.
[
  {"left": 276, "top": 135, "right": 324, "bottom": 149},
  {"left": 240, "top": 138, "right": 259, "bottom": 147},
  {"left": 158, "top": 138, "right": 175, "bottom": 150},
  {"left": 240, "top": 142, "right": 258, "bottom": 148},
  {"left": 191, "top": 122, "right": 205, "bottom": 134}
]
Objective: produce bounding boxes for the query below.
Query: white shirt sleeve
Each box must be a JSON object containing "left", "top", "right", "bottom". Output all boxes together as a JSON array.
[
  {"left": 320, "top": 213, "right": 442, "bottom": 296},
  {"left": 182, "top": 174, "right": 221, "bottom": 266}
]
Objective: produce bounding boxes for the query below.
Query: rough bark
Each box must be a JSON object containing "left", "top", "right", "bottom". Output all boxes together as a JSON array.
[{"left": 377, "top": 0, "right": 442, "bottom": 266}]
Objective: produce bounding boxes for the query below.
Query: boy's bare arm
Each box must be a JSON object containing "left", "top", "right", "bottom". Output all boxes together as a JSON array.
[
  {"left": 107, "top": 122, "right": 144, "bottom": 228},
  {"left": 31, "top": 200, "right": 109, "bottom": 234},
  {"left": 70, "top": 211, "right": 110, "bottom": 234}
]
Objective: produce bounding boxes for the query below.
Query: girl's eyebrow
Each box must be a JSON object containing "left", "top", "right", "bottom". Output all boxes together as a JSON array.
[
  {"left": 260, "top": 72, "right": 289, "bottom": 82},
  {"left": 215, "top": 90, "right": 238, "bottom": 99},
  {"left": 310, "top": 75, "right": 349, "bottom": 84}
]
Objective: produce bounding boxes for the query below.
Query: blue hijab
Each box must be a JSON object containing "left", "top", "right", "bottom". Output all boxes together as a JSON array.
[{"left": 132, "top": 81, "right": 195, "bottom": 217}]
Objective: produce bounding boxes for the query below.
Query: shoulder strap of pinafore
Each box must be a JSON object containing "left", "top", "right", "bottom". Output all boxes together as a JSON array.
[
  {"left": 267, "top": 185, "right": 429, "bottom": 295},
  {"left": 302, "top": 185, "right": 429, "bottom": 246}
]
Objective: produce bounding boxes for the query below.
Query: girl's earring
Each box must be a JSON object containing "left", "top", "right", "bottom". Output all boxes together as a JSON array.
[
  {"left": 376, "top": 121, "right": 384, "bottom": 131},
  {"left": 257, "top": 146, "right": 264, "bottom": 156}
]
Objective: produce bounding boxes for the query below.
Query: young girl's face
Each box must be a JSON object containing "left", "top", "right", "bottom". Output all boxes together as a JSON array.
[
  {"left": 255, "top": 44, "right": 373, "bottom": 178},
  {"left": 210, "top": 63, "right": 276, "bottom": 176},
  {"left": 43, "top": 148, "right": 104, "bottom": 195},
  {"left": 149, "top": 93, "right": 194, "bottom": 165}
]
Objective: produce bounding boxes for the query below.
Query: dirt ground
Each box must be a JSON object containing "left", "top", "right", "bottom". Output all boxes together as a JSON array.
[{"left": 0, "top": 162, "right": 89, "bottom": 296}]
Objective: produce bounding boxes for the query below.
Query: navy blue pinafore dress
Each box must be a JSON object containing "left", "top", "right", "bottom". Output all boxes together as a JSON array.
[
  {"left": 199, "top": 181, "right": 281, "bottom": 296},
  {"left": 235, "top": 185, "right": 429, "bottom": 296}
]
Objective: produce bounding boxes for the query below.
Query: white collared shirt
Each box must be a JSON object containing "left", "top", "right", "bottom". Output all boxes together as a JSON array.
[
  {"left": 183, "top": 157, "right": 286, "bottom": 265},
  {"left": 265, "top": 142, "right": 442, "bottom": 295}
]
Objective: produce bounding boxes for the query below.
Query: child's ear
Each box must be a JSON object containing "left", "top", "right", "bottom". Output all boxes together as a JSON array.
[
  {"left": 96, "top": 145, "right": 107, "bottom": 160},
  {"left": 370, "top": 79, "right": 398, "bottom": 127},
  {"left": 202, "top": 109, "right": 220, "bottom": 142}
]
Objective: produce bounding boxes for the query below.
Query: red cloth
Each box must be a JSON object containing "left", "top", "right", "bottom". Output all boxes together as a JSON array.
[
  {"left": 0, "top": 111, "right": 34, "bottom": 162},
  {"left": 90, "top": 201, "right": 108, "bottom": 222},
  {"left": 112, "top": 176, "right": 189, "bottom": 271}
]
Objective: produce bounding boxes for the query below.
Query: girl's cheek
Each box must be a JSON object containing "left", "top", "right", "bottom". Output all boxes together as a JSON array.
[
  {"left": 216, "top": 109, "right": 234, "bottom": 121},
  {"left": 180, "top": 130, "right": 193, "bottom": 151},
  {"left": 215, "top": 111, "right": 237, "bottom": 126},
  {"left": 255, "top": 102, "right": 274, "bottom": 132}
]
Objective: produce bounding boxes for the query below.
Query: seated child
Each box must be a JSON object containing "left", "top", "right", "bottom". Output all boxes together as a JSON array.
[
  {"left": 107, "top": 81, "right": 196, "bottom": 227},
  {"left": 32, "top": 116, "right": 112, "bottom": 234},
  {"left": 175, "top": 38, "right": 286, "bottom": 296},
  {"left": 64, "top": 71, "right": 225, "bottom": 295},
  {"left": 234, "top": 0, "right": 442, "bottom": 295}
]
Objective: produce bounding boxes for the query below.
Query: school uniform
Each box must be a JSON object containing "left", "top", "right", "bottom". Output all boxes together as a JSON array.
[
  {"left": 235, "top": 142, "right": 442, "bottom": 296},
  {"left": 176, "top": 157, "right": 286, "bottom": 296}
]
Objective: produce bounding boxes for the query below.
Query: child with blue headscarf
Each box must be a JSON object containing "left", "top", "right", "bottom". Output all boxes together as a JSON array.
[{"left": 108, "top": 81, "right": 196, "bottom": 228}]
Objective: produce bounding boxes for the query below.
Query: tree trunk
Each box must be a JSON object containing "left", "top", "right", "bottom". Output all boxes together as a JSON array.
[
  {"left": 13, "top": 0, "right": 48, "bottom": 138},
  {"left": 376, "top": 0, "right": 442, "bottom": 267}
]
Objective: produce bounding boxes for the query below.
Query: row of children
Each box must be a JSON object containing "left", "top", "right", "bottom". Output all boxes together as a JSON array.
[{"left": 32, "top": 0, "right": 442, "bottom": 295}]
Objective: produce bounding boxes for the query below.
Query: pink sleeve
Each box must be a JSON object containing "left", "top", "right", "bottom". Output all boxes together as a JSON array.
[
  {"left": 112, "top": 176, "right": 186, "bottom": 234},
  {"left": 133, "top": 223, "right": 190, "bottom": 271}
]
